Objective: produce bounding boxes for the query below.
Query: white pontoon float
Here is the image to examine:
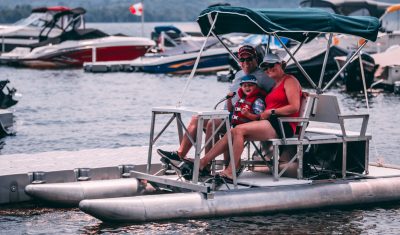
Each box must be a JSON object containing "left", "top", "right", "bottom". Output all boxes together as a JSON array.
[{"left": 29, "top": 6, "right": 400, "bottom": 222}]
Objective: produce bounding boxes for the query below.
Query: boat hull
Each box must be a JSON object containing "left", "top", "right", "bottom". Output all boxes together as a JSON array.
[
  {"left": 130, "top": 47, "right": 235, "bottom": 74},
  {"left": 141, "top": 54, "right": 231, "bottom": 74},
  {"left": 79, "top": 177, "right": 400, "bottom": 223},
  {"left": 16, "top": 45, "right": 150, "bottom": 69}
]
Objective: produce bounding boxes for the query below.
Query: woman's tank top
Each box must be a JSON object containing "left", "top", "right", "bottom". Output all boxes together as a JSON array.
[{"left": 265, "top": 74, "right": 301, "bottom": 133}]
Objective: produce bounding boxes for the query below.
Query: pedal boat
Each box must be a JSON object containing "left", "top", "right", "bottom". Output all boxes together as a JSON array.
[{"left": 23, "top": 6, "right": 400, "bottom": 223}]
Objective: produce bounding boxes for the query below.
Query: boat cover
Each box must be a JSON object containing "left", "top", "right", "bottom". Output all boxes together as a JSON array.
[
  {"left": 197, "top": 6, "right": 380, "bottom": 42},
  {"left": 300, "top": 0, "right": 392, "bottom": 18}
]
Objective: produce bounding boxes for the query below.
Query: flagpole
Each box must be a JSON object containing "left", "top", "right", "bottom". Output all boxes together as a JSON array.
[{"left": 141, "top": 0, "right": 144, "bottom": 37}]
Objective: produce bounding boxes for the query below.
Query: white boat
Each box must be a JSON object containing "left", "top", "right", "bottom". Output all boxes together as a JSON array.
[
  {"left": 84, "top": 25, "right": 243, "bottom": 74},
  {"left": 0, "top": 36, "right": 155, "bottom": 69},
  {"left": 0, "top": 6, "right": 85, "bottom": 53},
  {"left": 0, "top": 7, "right": 155, "bottom": 68},
  {"left": 370, "top": 45, "right": 400, "bottom": 91}
]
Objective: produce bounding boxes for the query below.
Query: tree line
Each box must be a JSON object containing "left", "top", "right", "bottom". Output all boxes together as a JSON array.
[{"left": 0, "top": 1, "right": 300, "bottom": 23}]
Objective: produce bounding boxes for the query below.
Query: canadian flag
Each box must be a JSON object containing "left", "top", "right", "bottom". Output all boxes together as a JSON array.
[{"left": 129, "top": 2, "right": 143, "bottom": 16}]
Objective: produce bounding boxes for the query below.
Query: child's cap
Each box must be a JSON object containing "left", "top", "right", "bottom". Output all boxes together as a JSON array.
[{"left": 240, "top": 74, "right": 258, "bottom": 85}]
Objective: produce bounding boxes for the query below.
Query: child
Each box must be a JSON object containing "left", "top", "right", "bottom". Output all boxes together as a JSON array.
[{"left": 228, "top": 74, "right": 266, "bottom": 127}]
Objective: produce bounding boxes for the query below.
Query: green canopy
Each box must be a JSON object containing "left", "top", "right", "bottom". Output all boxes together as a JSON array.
[{"left": 197, "top": 6, "right": 380, "bottom": 42}]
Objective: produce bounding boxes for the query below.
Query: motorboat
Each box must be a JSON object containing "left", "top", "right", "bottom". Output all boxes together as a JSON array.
[
  {"left": 149, "top": 25, "right": 204, "bottom": 51},
  {"left": 0, "top": 6, "right": 83, "bottom": 53},
  {"left": 300, "top": 0, "right": 400, "bottom": 54},
  {"left": 0, "top": 80, "right": 17, "bottom": 137},
  {"left": 371, "top": 45, "right": 400, "bottom": 91},
  {"left": 0, "top": 36, "right": 155, "bottom": 69},
  {"left": 129, "top": 24, "right": 243, "bottom": 74},
  {"left": 284, "top": 37, "right": 348, "bottom": 87},
  {"left": 83, "top": 25, "right": 241, "bottom": 74},
  {"left": 0, "top": 80, "right": 18, "bottom": 109},
  {"left": 0, "top": 7, "right": 155, "bottom": 68},
  {"left": 129, "top": 45, "right": 237, "bottom": 74}
]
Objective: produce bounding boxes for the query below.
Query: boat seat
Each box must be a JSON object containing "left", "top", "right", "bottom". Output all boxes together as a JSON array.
[
  {"left": 249, "top": 94, "right": 371, "bottom": 181},
  {"left": 246, "top": 93, "right": 315, "bottom": 178}
]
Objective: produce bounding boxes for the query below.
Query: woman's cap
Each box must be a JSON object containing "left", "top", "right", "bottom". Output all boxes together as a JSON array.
[
  {"left": 259, "top": 53, "right": 283, "bottom": 69},
  {"left": 240, "top": 74, "right": 258, "bottom": 85},
  {"left": 238, "top": 45, "right": 257, "bottom": 58}
]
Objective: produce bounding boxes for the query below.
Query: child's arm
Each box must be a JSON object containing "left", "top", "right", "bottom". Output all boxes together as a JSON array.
[
  {"left": 241, "top": 108, "right": 260, "bottom": 121},
  {"left": 242, "top": 98, "right": 265, "bottom": 121}
]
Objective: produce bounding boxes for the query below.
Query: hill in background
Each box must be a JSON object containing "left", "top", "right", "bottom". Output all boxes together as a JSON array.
[{"left": 0, "top": 0, "right": 302, "bottom": 23}]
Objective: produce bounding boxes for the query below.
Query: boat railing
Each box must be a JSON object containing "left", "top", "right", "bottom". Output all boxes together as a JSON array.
[
  {"left": 251, "top": 93, "right": 371, "bottom": 181},
  {"left": 144, "top": 106, "right": 240, "bottom": 192}
]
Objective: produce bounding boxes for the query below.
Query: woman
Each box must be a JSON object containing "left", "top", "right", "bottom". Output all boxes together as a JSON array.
[{"left": 196, "top": 53, "right": 302, "bottom": 181}]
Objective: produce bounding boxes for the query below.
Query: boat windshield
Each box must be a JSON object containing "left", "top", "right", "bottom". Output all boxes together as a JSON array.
[{"left": 13, "top": 13, "right": 53, "bottom": 27}]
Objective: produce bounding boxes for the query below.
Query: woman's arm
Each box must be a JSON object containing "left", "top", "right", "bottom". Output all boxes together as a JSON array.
[{"left": 259, "top": 76, "right": 301, "bottom": 119}]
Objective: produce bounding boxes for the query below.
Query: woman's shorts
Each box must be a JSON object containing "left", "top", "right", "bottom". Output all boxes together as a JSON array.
[{"left": 268, "top": 114, "right": 294, "bottom": 138}]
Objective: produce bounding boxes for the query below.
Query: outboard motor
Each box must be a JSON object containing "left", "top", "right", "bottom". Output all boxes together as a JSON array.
[
  {"left": 343, "top": 51, "right": 376, "bottom": 92},
  {"left": 0, "top": 80, "right": 18, "bottom": 109}
]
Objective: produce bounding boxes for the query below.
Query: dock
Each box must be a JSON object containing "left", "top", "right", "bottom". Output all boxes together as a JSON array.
[
  {"left": 0, "top": 145, "right": 170, "bottom": 205},
  {"left": 83, "top": 60, "right": 135, "bottom": 73}
]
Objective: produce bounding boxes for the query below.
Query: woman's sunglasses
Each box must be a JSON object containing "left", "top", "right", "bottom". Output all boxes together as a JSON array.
[
  {"left": 261, "top": 63, "right": 277, "bottom": 71},
  {"left": 239, "top": 57, "right": 254, "bottom": 62}
]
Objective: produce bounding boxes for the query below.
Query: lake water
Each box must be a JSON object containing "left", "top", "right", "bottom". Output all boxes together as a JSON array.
[{"left": 1, "top": 23, "right": 400, "bottom": 234}]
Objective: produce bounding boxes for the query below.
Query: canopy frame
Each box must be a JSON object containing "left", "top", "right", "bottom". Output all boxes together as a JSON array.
[{"left": 196, "top": 13, "right": 373, "bottom": 94}]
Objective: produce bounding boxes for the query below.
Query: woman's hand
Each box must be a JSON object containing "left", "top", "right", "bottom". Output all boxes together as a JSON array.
[{"left": 259, "top": 109, "right": 272, "bottom": 120}]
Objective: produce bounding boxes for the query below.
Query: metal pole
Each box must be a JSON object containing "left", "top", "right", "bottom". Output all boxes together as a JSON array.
[
  {"left": 318, "top": 33, "right": 333, "bottom": 88},
  {"left": 322, "top": 41, "right": 367, "bottom": 92},
  {"left": 212, "top": 32, "right": 239, "bottom": 64},
  {"left": 177, "top": 12, "right": 219, "bottom": 107},
  {"left": 342, "top": 142, "right": 347, "bottom": 179},
  {"left": 225, "top": 117, "right": 237, "bottom": 189},
  {"left": 92, "top": 47, "right": 96, "bottom": 63},
  {"left": 147, "top": 112, "right": 156, "bottom": 173},
  {"left": 192, "top": 117, "right": 204, "bottom": 183},
  {"left": 285, "top": 38, "right": 307, "bottom": 64},
  {"left": 1, "top": 35, "right": 4, "bottom": 54},
  {"left": 141, "top": 0, "right": 144, "bottom": 37},
  {"left": 273, "top": 33, "right": 318, "bottom": 89}
]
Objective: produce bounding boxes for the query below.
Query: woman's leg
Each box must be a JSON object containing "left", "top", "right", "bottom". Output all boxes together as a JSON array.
[
  {"left": 177, "top": 115, "right": 202, "bottom": 158},
  {"left": 200, "top": 133, "right": 230, "bottom": 169},
  {"left": 200, "top": 120, "right": 278, "bottom": 178},
  {"left": 204, "top": 119, "right": 225, "bottom": 154}
]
